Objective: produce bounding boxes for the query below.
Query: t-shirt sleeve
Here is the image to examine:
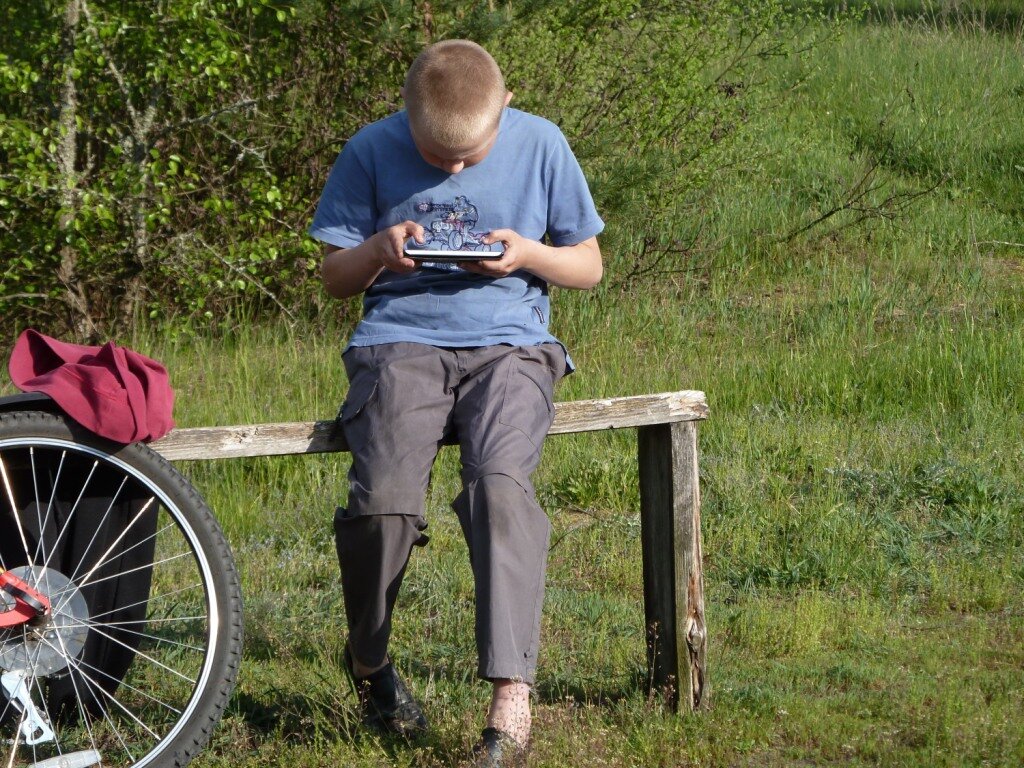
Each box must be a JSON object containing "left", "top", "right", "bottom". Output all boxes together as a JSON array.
[
  {"left": 308, "top": 140, "right": 377, "bottom": 249},
  {"left": 544, "top": 130, "right": 605, "bottom": 247}
]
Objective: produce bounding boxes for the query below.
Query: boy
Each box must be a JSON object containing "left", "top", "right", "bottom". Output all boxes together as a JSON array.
[{"left": 309, "top": 39, "right": 603, "bottom": 766}]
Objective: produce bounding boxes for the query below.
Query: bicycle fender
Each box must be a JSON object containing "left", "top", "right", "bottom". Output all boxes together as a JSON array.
[{"left": 0, "top": 392, "right": 58, "bottom": 413}]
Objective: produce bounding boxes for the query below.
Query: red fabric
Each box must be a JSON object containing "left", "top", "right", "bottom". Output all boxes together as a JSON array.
[{"left": 8, "top": 329, "right": 175, "bottom": 443}]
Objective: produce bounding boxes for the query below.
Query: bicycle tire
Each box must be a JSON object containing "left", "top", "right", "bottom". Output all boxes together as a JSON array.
[{"left": 0, "top": 410, "right": 242, "bottom": 768}]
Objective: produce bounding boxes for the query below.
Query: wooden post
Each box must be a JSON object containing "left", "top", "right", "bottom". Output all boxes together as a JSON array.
[{"left": 638, "top": 420, "right": 707, "bottom": 711}]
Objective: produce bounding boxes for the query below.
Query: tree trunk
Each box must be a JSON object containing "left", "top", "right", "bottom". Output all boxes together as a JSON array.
[
  {"left": 420, "top": 1, "right": 434, "bottom": 43},
  {"left": 55, "top": 0, "right": 96, "bottom": 340}
]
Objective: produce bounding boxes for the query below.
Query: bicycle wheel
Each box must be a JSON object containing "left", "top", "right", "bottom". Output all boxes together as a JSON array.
[{"left": 0, "top": 410, "right": 242, "bottom": 768}]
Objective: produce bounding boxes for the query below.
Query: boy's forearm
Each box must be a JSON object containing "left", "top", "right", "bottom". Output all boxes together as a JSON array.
[
  {"left": 322, "top": 232, "right": 603, "bottom": 297},
  {"left": 466, "top": 232, "right": 603, "bottom": 288},
  {"left": 522, "top": 237, "right": 603, "bottom": 290},
  {"left": 321, "top": 221, "right": 426, "bottom": 298},
  {"left": 321, "top": 241, "right": 385, "bottom": 299}
]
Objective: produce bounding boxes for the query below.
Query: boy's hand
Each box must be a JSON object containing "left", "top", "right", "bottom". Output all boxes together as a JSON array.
[
  {"left": 461, "top": 229, "right": 532, "bottom": 278},
  {"left": 463, "top": 231, "right": 603, "bottom": 289},
  {"left": 376, "top": 221, "right": 426, "bottom": 274}
]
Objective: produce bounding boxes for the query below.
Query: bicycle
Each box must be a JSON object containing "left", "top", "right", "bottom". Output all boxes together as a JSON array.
[{"left": 0, "top": 391, "right": 243, "bottom": 768}]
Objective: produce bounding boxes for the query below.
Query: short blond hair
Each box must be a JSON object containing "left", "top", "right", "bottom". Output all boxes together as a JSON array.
[{"left": 404, "top": 40, "right": 507, "bottom": 151}]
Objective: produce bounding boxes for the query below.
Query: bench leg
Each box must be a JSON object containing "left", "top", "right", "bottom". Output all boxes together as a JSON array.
[{"left": 638, "top": 420, "right": 707, "bottom": 711}]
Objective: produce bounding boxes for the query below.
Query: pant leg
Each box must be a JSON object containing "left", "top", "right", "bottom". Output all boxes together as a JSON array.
[
  {"left": 334, "top": 343, "right": 454, "bottom": 668},
  {"left": 334, "top": 511, "right": 428, "bottom": 670},
  {"left": 451, "top": 344, "right": 567, "bottom": 684}
]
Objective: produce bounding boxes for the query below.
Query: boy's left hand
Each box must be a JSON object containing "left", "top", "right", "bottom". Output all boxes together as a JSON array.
[
  {"left": 462, "top": 230, "right": 602, "bottom": 290},
  {"left": 460, "top": 229, "right": 533, "bottom": 277}
]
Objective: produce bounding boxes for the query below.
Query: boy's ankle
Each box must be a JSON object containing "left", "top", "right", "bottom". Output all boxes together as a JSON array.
[
  {"left": 347, "top": 644, "right": 389, "bottom": 679},
  {"left": 485, "top": 679, "right": 532, "bottom": 746}
]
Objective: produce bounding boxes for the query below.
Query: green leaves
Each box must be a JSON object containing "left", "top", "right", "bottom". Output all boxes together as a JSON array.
[
  {"left": 0, "top": 0, "right": 818, "bottom": 337},
  {"left": 0, "top": 0, "right": 309, "bottom": 335}
]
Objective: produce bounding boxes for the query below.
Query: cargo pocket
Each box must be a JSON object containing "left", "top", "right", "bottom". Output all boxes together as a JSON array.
[
  {"left": 338, "top": 373, "right": 379, "bottom": 454},
  {"left": 498, "top": 354, "right": 556, "bottom": 448}
]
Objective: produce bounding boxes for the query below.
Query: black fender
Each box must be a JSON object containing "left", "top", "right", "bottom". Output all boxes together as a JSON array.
[{"left": 0, "top": 392, "right": 59, "bottom": 413}]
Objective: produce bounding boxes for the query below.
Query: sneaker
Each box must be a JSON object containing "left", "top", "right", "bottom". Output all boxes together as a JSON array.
[
  {"left": 343, "top": 645, "right": 429, "bottom": 737},
  {"left": 466, "top": 727, "right": 528, "bottom": 767}
]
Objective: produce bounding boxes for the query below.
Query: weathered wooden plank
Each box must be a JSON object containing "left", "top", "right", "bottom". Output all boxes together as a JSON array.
[
  {"left": 549, "top": 390, "right": 707, "bottom": 434},
  {"left": 151, "top": 390, "right": 707, "bottom": 461},
  {"left": 638, "top": 420, "right": 707, "bottom": 711}
]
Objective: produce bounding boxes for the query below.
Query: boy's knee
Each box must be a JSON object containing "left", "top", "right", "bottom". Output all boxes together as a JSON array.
[
  {"left": 334, "top": 508, "right": 429, "bottom": 557},
  {"left": 461, "top": 462, "right": 535, "bottom": 499},
  {"left": 453, "top": 470, "right": 550, "bottom": 543},
  {"left": 347, "top": 480, "right": 428, "bottom": 519}
]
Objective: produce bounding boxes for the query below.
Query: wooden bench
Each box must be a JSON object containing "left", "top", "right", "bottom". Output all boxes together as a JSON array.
[{"left": 152, "top": 390, "right": 710, "bottom": 711}]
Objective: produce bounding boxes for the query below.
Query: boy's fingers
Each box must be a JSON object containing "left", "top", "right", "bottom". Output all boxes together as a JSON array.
[
  {"left": 403, "top": 221, "right": 425, "bottom": 242},
  {"left": 464, "top": 254, "right": 513, "bottom": 276},
  {"left": 382, "top": 232, "right": 416, "bottom": 272},
  {"left": 484, "top": 229, "right": 512, "bottom": 245}
]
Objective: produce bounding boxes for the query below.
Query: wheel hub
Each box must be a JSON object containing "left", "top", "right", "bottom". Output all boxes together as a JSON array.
[{"left": 0, "top": 566, "right": 89, "bottom": 675}]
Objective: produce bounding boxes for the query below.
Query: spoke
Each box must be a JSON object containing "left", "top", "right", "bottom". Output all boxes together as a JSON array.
[
  {"left": 69, "top": 497, "right": 156, "bottom": 596},
  {"left": 25, "top": 636, "right": 54, "bottom": 768},
  {"left": 28, "top": 448, "right": 47, "bottom": 568},
  {"left": 58, "top": 653, "right": 184, "bottom": 717},
  {"left": 52, "top": 520, "right": 176, "bottom": 616},
  {"left": 70, "top": 551, "right": 192, "bottom": 600},
  {"left": 49, "top": 538, "right": 172, "bottom": 618},
  {"left": 49, "top": 622, "right": 107, "bottom": 766},
  {"left": 40, "top": 460, "right": 100, "bottom": 578},
  {"left": 4, "top": 637, "right": 52, "bottom": 767},
  {"left": 76, "top": 624, "right": 198, "bottom": 685},
  {"left": 0, "top": 454, "right": 33, "bottom": 567},
  {"left": 81, "top": 615, "right": 208, "bottom": 628},
  {"left": 59, "top": 474, "right": 131, "bottom": 586},
  {"left": 51, "top": 647, "right": 162, "bottom": 743},
  {"left": 0, "top": 625, "right": 31, "bottom": 729},
  {"left": 87, "top": 582, "right": 204, "bottom": 623},
  {"left": 30, "top": 670, "right": 64, "bottom": 766},
  {"left": 67, "top": 674, "right": 135, "bottom": 766},
  {"left": 4, "top": 704, "right": 28, "bottom": 768},
  {"left": 56, "top": 619, "right": 207, "bottom": 654},
  {"left": 30, "top": 448, "right": 67, "bottom": 568}
]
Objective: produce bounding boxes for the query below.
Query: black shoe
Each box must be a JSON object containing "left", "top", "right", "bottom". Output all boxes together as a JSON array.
[
  {"left": 343, "top": 645, "right": 429, "bottom": 737},
  {"left": 467, "top": 727, "right": 528, "bottom": 767}
]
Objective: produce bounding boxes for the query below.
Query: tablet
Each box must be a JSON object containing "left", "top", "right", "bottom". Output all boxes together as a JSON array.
[{"left": 403, "top": 245, "right": 505, "bottom": 261}]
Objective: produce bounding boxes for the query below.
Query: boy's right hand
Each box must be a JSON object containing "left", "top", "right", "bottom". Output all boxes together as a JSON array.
[{"left": 376, "top": 221, "right": 426, "bottom": 274}]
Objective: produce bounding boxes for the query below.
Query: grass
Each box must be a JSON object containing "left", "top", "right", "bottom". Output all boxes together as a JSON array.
[{"left": 4, "top": 2, "right": 1024, "bottom": 765}]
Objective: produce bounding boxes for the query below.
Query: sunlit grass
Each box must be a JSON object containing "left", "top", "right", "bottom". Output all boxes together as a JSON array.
[
  {"left": 2, "top": 3, "right": 1023, "bottom": 765},
  {"left": 164, "top": 9, "right": 1024, "bottom": 765}
]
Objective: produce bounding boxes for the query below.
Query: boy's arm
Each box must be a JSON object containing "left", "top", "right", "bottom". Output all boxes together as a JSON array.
[
  {"left": 320, "top": 221, "right": 427, "bottom": 299},
  {"left": 462, "top": 231, "right": 603, "bottom": 290}
]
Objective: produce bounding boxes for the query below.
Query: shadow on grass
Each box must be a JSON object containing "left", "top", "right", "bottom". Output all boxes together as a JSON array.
[
  {"left": 227, "top": 690, "right": 467, "bottom": 764},
  {"left": 537, "top": 666, "right": 651, "bottom": 708},
  {"left": 228, "top": 690, "right": 358, "bottom": 742},
  {"left": 403, "top": 654, "right": 652, "bottom": 709}
]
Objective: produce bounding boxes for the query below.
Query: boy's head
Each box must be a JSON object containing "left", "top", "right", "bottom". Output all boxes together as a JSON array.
[{"left": 402, "top": 40, "right": 512, "bottom": 173}]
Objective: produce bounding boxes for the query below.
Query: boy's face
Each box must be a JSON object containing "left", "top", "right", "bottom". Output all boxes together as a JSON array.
[{"left": 409, "top": 127, "right": 498, "bottom": 175}]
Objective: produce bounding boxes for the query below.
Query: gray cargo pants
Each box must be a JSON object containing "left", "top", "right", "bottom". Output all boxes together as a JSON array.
[{"left": 333, "top": 341, "right": 567, "bottom": 684}]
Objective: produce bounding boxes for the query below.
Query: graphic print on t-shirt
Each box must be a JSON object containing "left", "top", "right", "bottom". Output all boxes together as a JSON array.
[{"left": 415, "top": 196, "right": 492, "bottom": 252}]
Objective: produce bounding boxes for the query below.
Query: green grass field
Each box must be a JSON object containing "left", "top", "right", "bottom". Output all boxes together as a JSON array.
[{"left": 7, "top": 3, "right": 1023, "bottom": 765}]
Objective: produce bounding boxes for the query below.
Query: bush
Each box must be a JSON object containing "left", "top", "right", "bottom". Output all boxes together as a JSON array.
[{"left": 0, "top": 0, "right": 820, "bottom": 338}]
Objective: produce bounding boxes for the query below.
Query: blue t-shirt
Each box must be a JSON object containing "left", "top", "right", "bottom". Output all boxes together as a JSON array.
[{"left": 309, "top": 108, "right": 604, "bottom": 361}]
